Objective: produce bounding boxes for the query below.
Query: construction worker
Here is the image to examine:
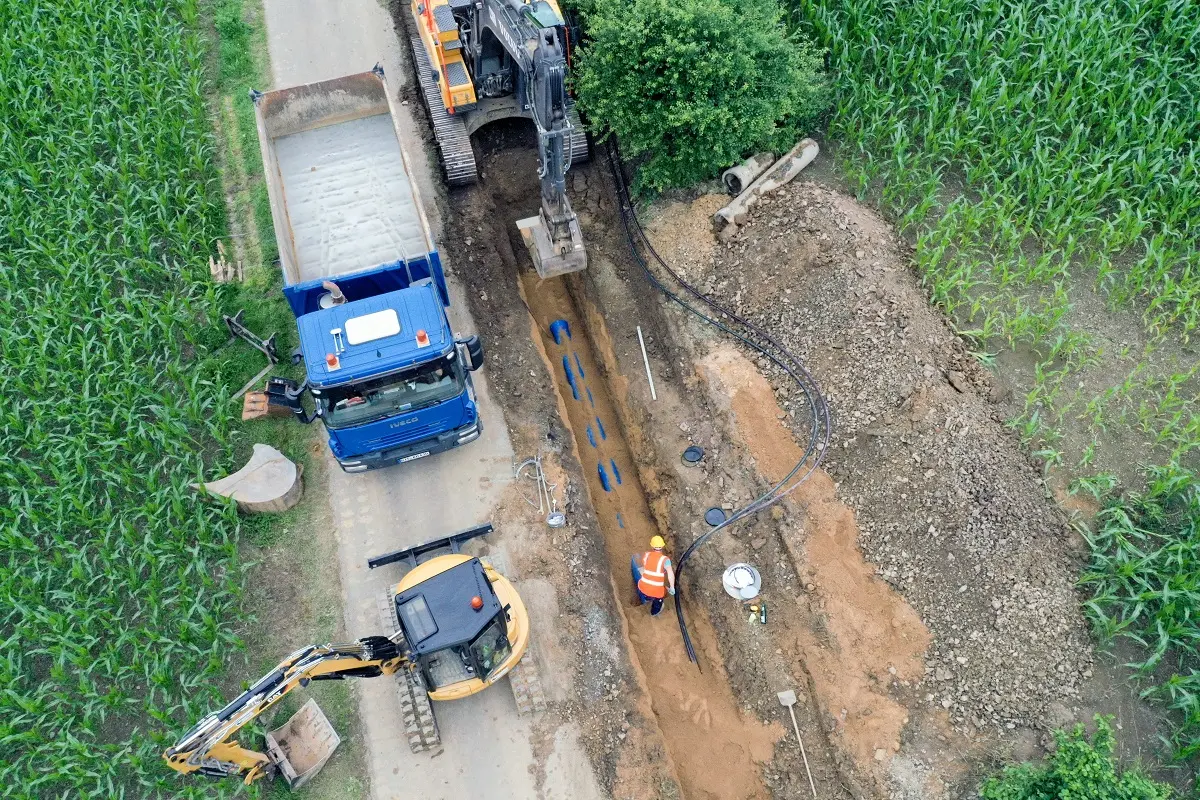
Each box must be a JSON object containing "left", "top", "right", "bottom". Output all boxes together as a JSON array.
[{"left": 631, "top": 535, "right": 675, "bottom": 616}]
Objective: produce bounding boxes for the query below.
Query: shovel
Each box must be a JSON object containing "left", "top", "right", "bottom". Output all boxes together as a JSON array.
[{"left": 778, "top": 689, "right": 818, "bottom": 798}]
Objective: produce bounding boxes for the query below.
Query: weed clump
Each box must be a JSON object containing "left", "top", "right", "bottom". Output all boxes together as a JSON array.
[{"left": 980, "top": 716, "right": 1172, "bottom": 799}]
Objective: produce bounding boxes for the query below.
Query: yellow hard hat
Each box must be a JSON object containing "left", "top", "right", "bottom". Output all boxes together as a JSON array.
[{"left": 650, "top": 535, "right": 666, "bottom": 550}]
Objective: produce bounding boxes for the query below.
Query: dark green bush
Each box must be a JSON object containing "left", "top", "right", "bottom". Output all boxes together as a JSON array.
[
  {"left": 573, "top": 0, "right": 827, "bottom": 192},
  {"left": 980, "top": 716, "right": 1172, "bottom": 800}
]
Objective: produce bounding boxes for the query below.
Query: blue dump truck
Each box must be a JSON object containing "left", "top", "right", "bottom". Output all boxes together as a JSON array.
[{"left": 252, "top": 68, "right": 484, "bottom": 472}]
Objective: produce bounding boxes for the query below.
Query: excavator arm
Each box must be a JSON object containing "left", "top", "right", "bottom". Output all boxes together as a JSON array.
[
  {"left": 480, "top": 0, "right": 586, "bottom": 275},
  {"left": 163, "top": 636, "right": 407, "bottom": 784},
  {"left": 415, "top": 0, "right": 586, "bottom": 276}
]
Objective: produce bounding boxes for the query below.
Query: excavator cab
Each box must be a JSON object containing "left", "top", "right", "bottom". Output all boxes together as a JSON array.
[
  {"left": 370, "top": 523, "right": 545, "bottom": 751},
  {"left": 390, "top": 555, "right": 521, "bottom": 696}
]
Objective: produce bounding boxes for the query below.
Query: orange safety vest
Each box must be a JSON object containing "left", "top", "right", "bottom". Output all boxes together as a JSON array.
[{"left": 638, "top": 551, "right": 669, "bottom": 599}]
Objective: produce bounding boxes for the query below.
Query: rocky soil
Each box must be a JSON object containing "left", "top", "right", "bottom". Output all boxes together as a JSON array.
[
  {"left": 713, "top": 181, "right": 1096, "bottom": 732},
  {"left": 642, "top": 177, "right": 1163, "bottom": 795}
]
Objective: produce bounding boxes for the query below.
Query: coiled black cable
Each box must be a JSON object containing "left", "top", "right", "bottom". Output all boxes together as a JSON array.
[{"left": 603, "top": 141, "right": 834, "bottom": 665}]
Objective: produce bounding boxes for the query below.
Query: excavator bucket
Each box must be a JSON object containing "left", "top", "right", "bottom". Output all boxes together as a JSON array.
[
  {"left": 517, "top": 213, "right": 587, "bottom": 279},
  {"left": 265, "top": 699, "right": 340, "bottom": 788}
]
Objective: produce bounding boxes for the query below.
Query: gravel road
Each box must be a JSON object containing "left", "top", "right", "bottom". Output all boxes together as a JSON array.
[{"left": 260, "top": 1, "right": 605, "bottom": 797}]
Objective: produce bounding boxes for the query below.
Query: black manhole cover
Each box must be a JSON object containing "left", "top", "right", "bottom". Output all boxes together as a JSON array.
[
  {"left": 681, "top": 445, "right": 705, "bottom": 467},
  {"left": 704, "top": 507, "right": 727, "bottom": 526}
]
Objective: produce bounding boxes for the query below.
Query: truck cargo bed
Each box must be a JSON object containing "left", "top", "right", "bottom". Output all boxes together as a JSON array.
[
  {"left": 254, "top": 69, "right": 438, "bottom": 291},
  {"left": 275, "top": 114, "right": 425, "bottom": 282}
]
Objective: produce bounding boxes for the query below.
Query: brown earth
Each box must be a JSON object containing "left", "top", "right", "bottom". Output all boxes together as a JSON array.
[
  {"left": 638, "top": 176, "right": 1181, "bottom": 794},
  {"left": 404, "top": 57, "right": 1180, "bottom": 796},
  {"left": 522, "top": 273, "right": 782, "bottom": 800},
  {"left": 700, "top": 346, "right": 929, "bottom": 777}
]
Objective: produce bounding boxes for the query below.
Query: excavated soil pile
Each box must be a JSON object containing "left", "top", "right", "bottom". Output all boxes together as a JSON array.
[
  {"left": 661, "top": 182, "right": 1096, "bottom": 733},
  {"left": 635, "top": 179, "right": 1169, "bottom": 796}
]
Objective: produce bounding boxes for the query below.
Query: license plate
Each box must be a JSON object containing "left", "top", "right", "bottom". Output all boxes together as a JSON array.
[{"left": 399, "top": 451, "right": 431, "bottom": 463}]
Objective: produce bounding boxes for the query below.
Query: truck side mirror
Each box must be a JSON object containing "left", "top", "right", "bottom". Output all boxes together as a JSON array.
[
  {"left": 266, "top": 377, "right": 317, "bottom": 424},
  {"left": 458, "top": 335, "right": 484, "bottom": 371}
]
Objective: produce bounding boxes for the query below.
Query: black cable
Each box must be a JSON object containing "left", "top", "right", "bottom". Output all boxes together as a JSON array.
[{"left": 602, "top": 142, "right": 833, "bottom": 664}]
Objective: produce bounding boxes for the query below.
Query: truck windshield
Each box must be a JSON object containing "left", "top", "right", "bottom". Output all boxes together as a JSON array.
[
  {"left": 469, "top": 617, "right": 511, "bottom": 680},
  {"left": 320, "top": 356, "right": 464, "bottom": 429}
]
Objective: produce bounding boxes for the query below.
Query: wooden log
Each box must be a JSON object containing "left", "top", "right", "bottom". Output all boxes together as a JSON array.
[{"left": 196, "top": 443, "right": 303, "bottom": 513}]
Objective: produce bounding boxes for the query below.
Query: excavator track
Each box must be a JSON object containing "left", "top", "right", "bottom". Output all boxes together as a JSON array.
[
  {"left": 379, "top": 589, "right": 441, "bottom": 751},
  {"left": 377, "top": 588, "right": 401, "bottom": 634},
  {"left": 398, "top": 667, "right": 442, "bottom": 752},
  {"left": 566, "top": 105, "right": 590, "bottom": 166},
  {"left": 410, "top": 35, "right": 479, "bottom": 186},
  {"left": 507, "top": 650, "right": 547, "bottom": 716}
]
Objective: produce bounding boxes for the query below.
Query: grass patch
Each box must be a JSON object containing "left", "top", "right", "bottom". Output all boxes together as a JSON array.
[{"left": 1079, "top": 464, "right": 1200, "bottom": 762}]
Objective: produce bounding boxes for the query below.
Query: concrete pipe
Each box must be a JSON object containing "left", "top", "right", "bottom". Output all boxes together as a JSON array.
[
  {"left": 714, "top": 139, "right": 820, "bottom": 237},
  {"left": 721, "top": 152, "right": 776, "bottom": 195}
]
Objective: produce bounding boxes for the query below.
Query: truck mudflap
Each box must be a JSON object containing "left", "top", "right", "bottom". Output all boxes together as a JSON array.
[{"left": 335, "top": 417, "right": 481, "bottom": 473}]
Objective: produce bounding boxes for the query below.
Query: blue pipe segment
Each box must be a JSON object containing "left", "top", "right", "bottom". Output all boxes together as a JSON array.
[
  {"left": 597, "top": 462, "right": 612, "bottom": 491},
  {"left": 610, "top": 459, "right": 622, "bottom": 485},
  {"left": 549, "top": 319, "right": 571, "bottom": 344},
  {"left": 562, "top": 355, "right": 579, "bottom": 400}
]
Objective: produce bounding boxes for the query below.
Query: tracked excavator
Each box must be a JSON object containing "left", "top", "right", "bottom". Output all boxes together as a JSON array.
[
  {"left": 410, "top": 0, "right": 588, "bottom": 277},
  {"left": 163, "top": 525, "right": 544, "bottom": 784}
]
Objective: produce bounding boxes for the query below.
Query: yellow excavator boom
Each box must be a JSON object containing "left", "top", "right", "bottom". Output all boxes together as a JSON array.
[{"left": 163, "top": 636, "right": 406, "bottom": 784}]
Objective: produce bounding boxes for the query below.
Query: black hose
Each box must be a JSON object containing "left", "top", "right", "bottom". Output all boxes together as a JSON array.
[{"left": 602, "top": 142, "right": 833, "bottom": 664}]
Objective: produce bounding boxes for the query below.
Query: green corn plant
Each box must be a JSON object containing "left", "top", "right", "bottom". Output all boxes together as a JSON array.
[
  {"left": 1079, "top": 462, "right": 1200, "bottom": 760},
  {"left": 0, "top": 1, "right": 261, "bottom": 796}
]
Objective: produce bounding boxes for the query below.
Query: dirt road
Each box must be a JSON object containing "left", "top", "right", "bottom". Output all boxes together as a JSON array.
[{"left": 260, "top": 2, "right": 604, "bottom": 797}]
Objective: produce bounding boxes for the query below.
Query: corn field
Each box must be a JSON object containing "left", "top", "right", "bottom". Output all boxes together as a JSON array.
[
  {"left": 1, "top": 1, "right": 249, "bottom": 796},
  {"left": 793, "top": 0, "right": 1200, "bottom": 344},
  {"left": 1080, "top": 465, "right": 1200, "bottom": 760}
]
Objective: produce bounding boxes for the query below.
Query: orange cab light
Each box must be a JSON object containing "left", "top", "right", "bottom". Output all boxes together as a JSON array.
[{"left": 470, "top": 596, "right": 484, "bottom": 611}]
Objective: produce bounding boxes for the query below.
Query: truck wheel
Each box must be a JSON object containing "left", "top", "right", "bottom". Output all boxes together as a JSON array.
[
  {"left": 397, "top": 668, "right": 441, "bottom": 753},
  {"left": 377, "top": 588, "right": 400, "bottom": 635},
  {"left": 508, "top": 650, "right": 547, "bottom": 716}
]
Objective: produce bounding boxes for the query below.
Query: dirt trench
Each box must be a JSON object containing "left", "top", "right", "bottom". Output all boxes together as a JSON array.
[
  {"left": 436, "top": 121, "right": 790, "bottom": 798},
  {"left": 426, "top": 111, "right": 961, "bottom": 798},
  {"left": 521, "top": 271, "right": 782, "bottom": 800}
]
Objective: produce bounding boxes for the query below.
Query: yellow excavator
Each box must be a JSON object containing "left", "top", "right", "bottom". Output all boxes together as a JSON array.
[{"left": 163, "top": 524, "right": 543, "bottom": 784}]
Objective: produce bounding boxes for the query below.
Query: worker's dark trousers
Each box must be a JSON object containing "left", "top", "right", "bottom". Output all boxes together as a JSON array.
[{"left": 630, "top": 555, "right": 665, "bottom": 616}]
